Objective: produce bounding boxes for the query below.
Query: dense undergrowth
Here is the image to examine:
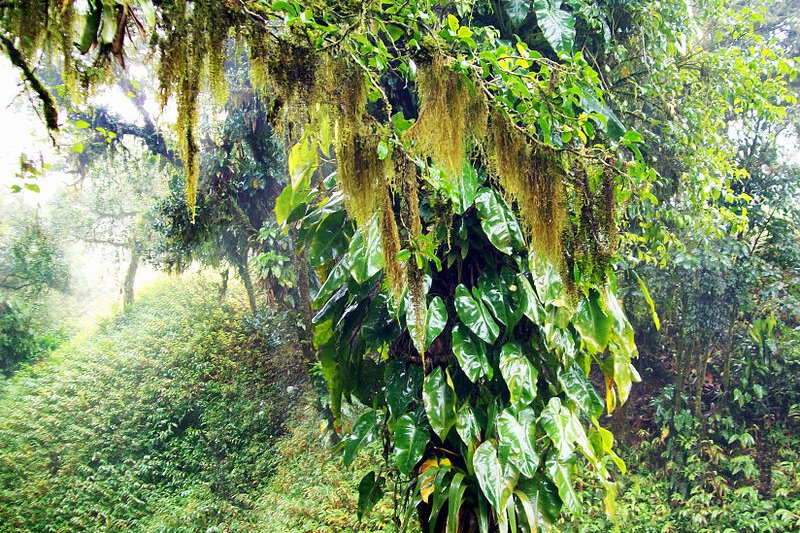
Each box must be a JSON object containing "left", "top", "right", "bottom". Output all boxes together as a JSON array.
[
  {"left": 0, "top": 276, "right": 390, "bottom": 532},
  {"left": 2, "top": 275, "right": 799, "bottom": 532}
]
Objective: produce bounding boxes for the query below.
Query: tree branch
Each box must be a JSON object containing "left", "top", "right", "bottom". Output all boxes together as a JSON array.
[{"left": 0, "top": 34, "right": 59, "bottom": 130}]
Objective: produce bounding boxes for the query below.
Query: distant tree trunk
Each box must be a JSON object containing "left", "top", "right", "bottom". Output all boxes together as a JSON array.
[
  {"left": 237, "top": 262, "right": 257, "bottom": 313},
  {"left": 123, "top": 247, "right": 140, "bottom": 310},
  {"left": 218, "top": 268, "right": 229, "bottom": 302},
  {"left": 295, "top": 250, "right": 316, "bottom": 370},
  {"left": 694, "top": 351, "right": 710, "bottom": 419},
  {"left": 673, "top": 348, "right": 687, "bottom": 416}
]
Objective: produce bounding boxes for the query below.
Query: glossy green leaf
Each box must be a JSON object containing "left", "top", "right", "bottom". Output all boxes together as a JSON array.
[
  {"left": 497, "top": 409, "right": 540, "bottom": 478},
  {"left": 577, "top": 84, "right": 626, "bottom": 141},
  {"left": 474, "top": 440, "right": 515, "bottom": 512},
  {"left": 516, "top": 273, "right": 545, "bottom": 325},
  {"left": 344, "top": 409, "right": 378, "bottom": 466},
  {"left": 519, "top": 475, "right": 562, "bottom": 526},
  {"left": 423, "top": 367, "right": 457, "bottom": 440},
  {"left": 314, "top": 257, "right": 350, "bottom": 304},
  {"left": 499, "top": 342, "right": 538, "bottom": 409},
  {"left": 447, "top": 472, "right": 468, "bottom": 533},
  {"left": 474, "top": 188, "right": 525, "bottom": 255},
  {"left": 425, "top": 296, "right": 448, "bottom": 350},
  {"left": 539, "top": 397, "right": 594, "bottom": 462},
  {"left": 456, "top": 403, "right": 481, "bottom": 450},
  {"left": 533, "top": 0, "right": 575, "bottom": 56},
  {"left": 546, "top": 455, "right": 580, "bottom": 515},
  {"left": 573, "top": 290, "right": 612, "bottom": 354},
  {"left": 394, "top": 414, "right": 429, "bottom": 475},
  {"left": 357, "top": 471, "right": 384, "bottom": 519},
  {"left": 501, "top": 0, "right": 531, "bottom": 27},
  {"left": 385, "top": 361, "right": 423, "bottom": 418},
  {"left": 288, "top": 135, "right": 318, "bottom": 190},
  {"left": 452, "top": 322, "right": 492, "bottom": 383},
  {"left": 478, "top": 273, "right": 511, "bottom": 326},
  {"left": 451, "top": 160, "right": 483, "bottom": 214},
  {"left": 558, "top": 362, "right": 604, "bottom": 419},
  {"left": 275, "top": 183, "right": 312, "bottom": 225},
  {"left": 455, "top": 284, "right": 500, "bottom": 344},
  {"left": 309, "top": 211, "right": 348, "bottom": 267},
  {"left": 348, "top": 218, "right": 384, "bottom": 284}
]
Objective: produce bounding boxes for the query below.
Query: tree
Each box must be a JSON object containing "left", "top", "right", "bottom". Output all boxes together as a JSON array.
[
  {"left": 54, "top": 138, "right": 168, "bottom": 309},
  {"left": 2, "top": 0, "right": 795, "bottom": 530},
  {"left": 0, "top": 201, "right": 69, "bottom": 375}
]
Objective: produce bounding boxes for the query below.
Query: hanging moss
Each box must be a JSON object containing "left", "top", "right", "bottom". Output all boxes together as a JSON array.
[
  {"left": 323, "top": 60, "right": 382, "bottom": 225},
  {"left": 256, "top": 37, "right": 319, "bottom": 120},
  {"left": 407, "top": 54, "right": 487, "bottom": 180},
  {"left": 487, "top": 110, "right": 565, "bottom": 265},
  {"left": 380, "top": 180, "right": 404, "bottom": 300},
  {"left": 560, "top": 162, "right": 618, "bottom": 287},
  {"left": 154, "top": 0, "right": 235, "bottom": 215}
]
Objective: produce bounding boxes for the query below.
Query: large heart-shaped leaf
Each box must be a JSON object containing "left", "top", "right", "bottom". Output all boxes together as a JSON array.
[
  {"left": 357, "top": 471, "right": 384, "bottom": 519},
  {"left": 385, "top": 361, "right": 423, "bottom": 418},
  {"left": 423, "top": 367, "right": 457, "bottom": 440},
  {"left": 455, "top": 284, "right": 500, "bottom": 344},
  {"left": 516, "top": 273, "right": 546, "bottom": 325},
  {"left": 344, "top": 409, "right": 378, "bottom": 466},
  {"left": 558, "top": 362, "right": 604, "bottom": 419},
  {"left": 573, "top": 290, "right": 612, "bottom": 354},
  {"left": 478, "top": 272, "right": 512, "bottom": 326},
  {"left": 474, "top": 188, "right": 525, "bottom": 255},
  {"left": 518, "top": 475, "right": 563, "bottom": 526},
  {"left": 314, "top": 256, "right": 350, "bottom": 304},
  {"left": 456, "top": 403, "right": 481, "bottom": 450},
  {"left": 533, "top": 0, "right": 575, "bottom": 56},
  {"left": 474, "top": 441, "right": 515, "bottom": 511},
  {"left": 451, "top": 161, "right": 483, "bottom": 214},
  {"left": 348, "top": 218, "right": 384, "bottom": 284},
  {"left": 426, "top": 296, "right": 448, "bottom": 349},
  {"left": 499, "top": 342, "right": 538, "bottom": 409},
  {"left": 452, "top": 322, "right": 492, "bottom": 383},
  {"left": 394, "top": 414, "right": 429, "bottom": 475},
  {"left": 546, "top": 455, "right": 580, "bottom": 515},
  {"left": 309, "top": 211, "right": 348, "bottom": 267},
  {"left": 539, "top": 397, "right": 594, "bottom": 462},
  {"left": 497, "top": 408, "right": 540, "bottom": 478},
  {"left": 501, "top": 0, "right": 531, "bottom": 28}
]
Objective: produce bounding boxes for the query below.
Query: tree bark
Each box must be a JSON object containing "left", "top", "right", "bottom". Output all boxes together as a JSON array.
[
  {"left": 237, "top": 262, "right": 257, "bottom": 313},
  {"left": 694, "top": 351, "right": 709, "bottom": 420},
  {"left": 123, "top": 248, "right": 140, "bottom": 310},
  {"left": 218, "top": 268, "right": 229, "bottom": 302}
]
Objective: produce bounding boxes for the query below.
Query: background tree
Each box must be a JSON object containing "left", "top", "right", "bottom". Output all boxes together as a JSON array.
[
  {"left": 54, "top": 137, "right": 168, "bottom": 309},
  {"left": 0, "top": 199, "right": 69, "bottom": 375}
]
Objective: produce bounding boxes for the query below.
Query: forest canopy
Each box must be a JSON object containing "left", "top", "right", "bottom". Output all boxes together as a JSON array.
[{"left": 1, "top": 0, "right": 798, "bottom": 531}]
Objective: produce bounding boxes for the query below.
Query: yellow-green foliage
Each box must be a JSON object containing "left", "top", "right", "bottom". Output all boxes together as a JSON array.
[
  {"left": 488, "top": 110, "right": 565, "bottom": 264},
  {"left": 407, "top": 54, "right": 487, "bottom": 179}
]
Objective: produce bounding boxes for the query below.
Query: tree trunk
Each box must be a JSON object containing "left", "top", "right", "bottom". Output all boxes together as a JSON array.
[
  {"left": 673, "top": 348, "right": 687, "bottom": 416},
  {"left": 295, "top": 250, "right": 316, "bottom": 370},
  {"left": 694, "top": 351, "right": 709, "bottom": 420},
  {"left": 122, "top": 248, "right": 140, "bottom": 310},
  {"left": 218, "top": 268, "right": 229, "bottom": 302},
  {"left": 237, "top": 262, "right": 257, "bottom": 313}
]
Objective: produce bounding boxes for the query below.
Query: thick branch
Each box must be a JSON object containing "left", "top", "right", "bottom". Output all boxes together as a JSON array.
[{"left": 1, "top": 34, "right": 58, "bottom": 130}]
